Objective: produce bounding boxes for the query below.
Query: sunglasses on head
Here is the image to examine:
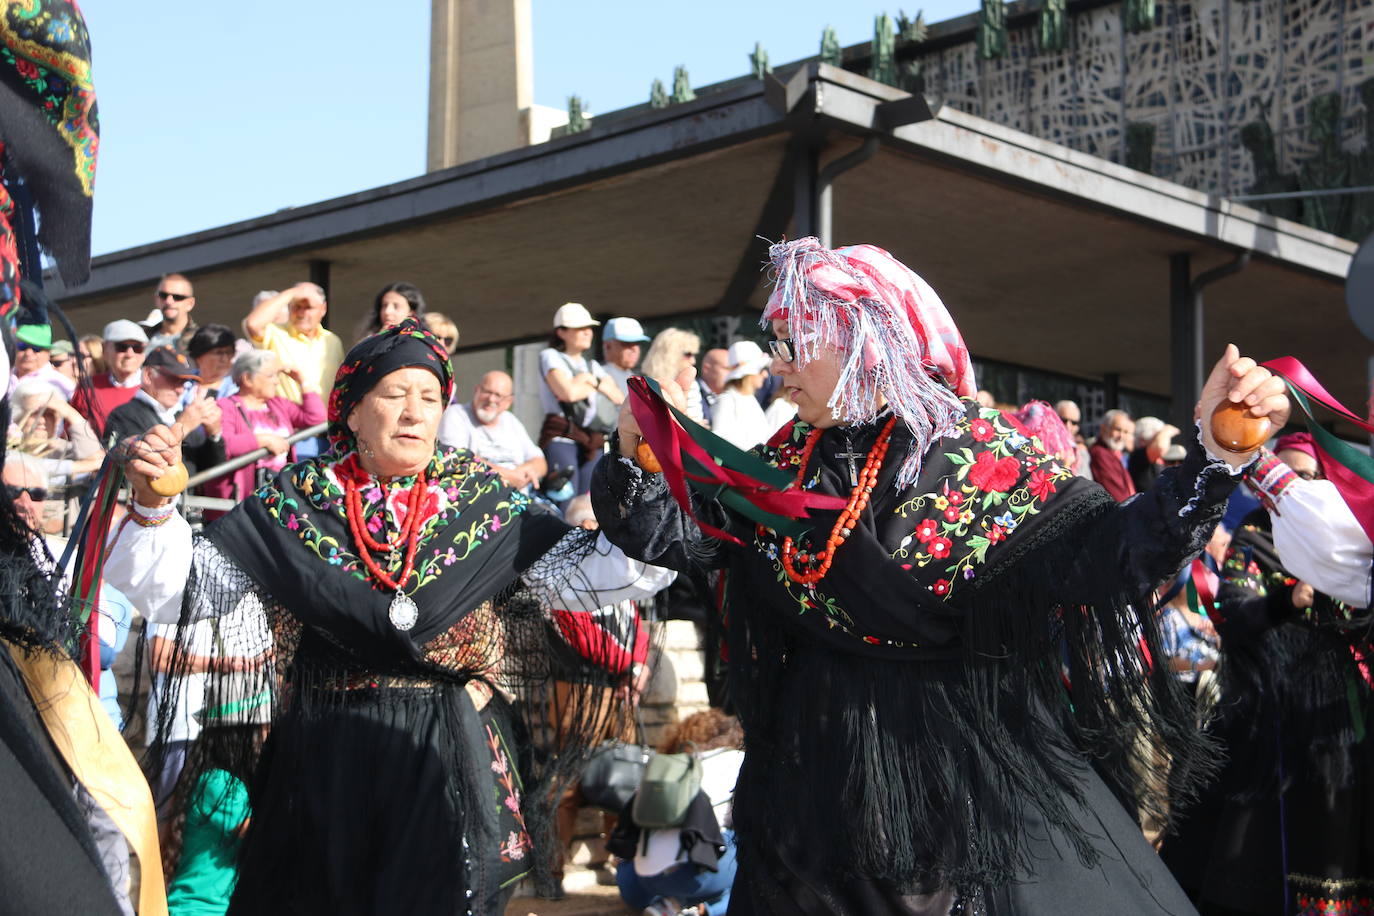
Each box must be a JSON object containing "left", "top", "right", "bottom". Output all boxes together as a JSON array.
[
  {"left": 112, "top": 341, "right": 145, "bottom": 354},
  {"left": 768, "top": 338, "right": 795, "bottom": 363},
  {"left": 157, "top": 290, "right": 192, "bottom": 302},
  {"left": 5, "top": 485, "right": 47, "bottom": 502}
]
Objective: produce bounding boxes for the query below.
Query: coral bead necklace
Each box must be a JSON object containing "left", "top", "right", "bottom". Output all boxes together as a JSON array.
[
  {"left": 779, "top": 416, "right": 896, "bottom": 586},
  {"left": 343, "top": 470, "right": 429, "bottom": 592}
]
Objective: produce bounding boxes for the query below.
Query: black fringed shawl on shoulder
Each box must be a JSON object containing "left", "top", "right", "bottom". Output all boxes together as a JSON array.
[{"left": 594, "top": 400, "right": 1235, "bottom": 896}]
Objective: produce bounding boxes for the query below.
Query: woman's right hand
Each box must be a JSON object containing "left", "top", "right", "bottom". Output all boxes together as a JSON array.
[
  {"left": 122, "top": 424, "right": 184, "bottom": 508},
  {"left": 616, "top": 370, "right": 690, "bottom": 458},
  {"left": 256, "top": 432, "right": 290, "bottom": 456}
]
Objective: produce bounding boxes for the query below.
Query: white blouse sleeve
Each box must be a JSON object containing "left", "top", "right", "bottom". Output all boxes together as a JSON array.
[
  {"left": 524, "top": 529, "right": 677, "bottom": 609},
  {"left": 103, "top": 503, "right": 251, "bottom": 624},
  {"left": 101, "top": 503, "right": 194, "bottom": 624},
  {"left": 1271, "top": 478, "right": 1372, "bottom": 609}
]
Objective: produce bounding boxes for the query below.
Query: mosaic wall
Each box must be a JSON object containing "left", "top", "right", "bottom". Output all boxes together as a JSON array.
[{"left": 912, "top": 0, "right": 1374, "bottom": 237}]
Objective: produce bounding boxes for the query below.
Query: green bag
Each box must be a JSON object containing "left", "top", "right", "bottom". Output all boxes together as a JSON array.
[{"left": 630, "top": 744, "right": 702, "bottom": 828}]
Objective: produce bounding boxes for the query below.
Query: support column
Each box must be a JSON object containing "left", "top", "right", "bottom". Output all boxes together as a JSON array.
[
  {"left": 1103, "top": 372, "right": 1120, "bottom": 411},
  {"left": 791, "top": 144, "right": 819, "bottom": 239},
  {"left": 310, "top": 259, "right": 331, "bottom": 330},
  {"left": 1169, "top": 252, "right": 1200, "bottom": 427}
]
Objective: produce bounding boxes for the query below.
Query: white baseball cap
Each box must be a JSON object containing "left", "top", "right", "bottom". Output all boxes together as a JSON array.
[
  {"left": 725, "top": 340, "right": 771, "bottom": 381},
  {"left": 603, "top": 316, "right": 650, "bottom": 342},
  {"left": 102, "top": 319, "right": 149, "bottom": 344},
  {"left": 552, "top": 302, "right": 600, "bottom": 329}
]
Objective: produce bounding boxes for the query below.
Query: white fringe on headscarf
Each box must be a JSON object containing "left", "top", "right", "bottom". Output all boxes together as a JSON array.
[{"left": 762, "top": 238, "right": 974, "bottom": 490}]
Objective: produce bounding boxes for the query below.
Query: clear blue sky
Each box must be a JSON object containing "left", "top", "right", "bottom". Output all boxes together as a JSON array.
[{"left": 80, "top": 1, "right": 974, "bottom": 257}]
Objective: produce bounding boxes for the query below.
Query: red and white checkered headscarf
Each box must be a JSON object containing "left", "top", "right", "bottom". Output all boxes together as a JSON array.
[{"left": 763, "top": 237, "right": 975, "bottom": 487}]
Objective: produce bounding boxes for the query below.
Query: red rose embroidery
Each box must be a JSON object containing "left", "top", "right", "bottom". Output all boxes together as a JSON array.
[
  {"left": 932, "top": 578, "right": 951, "bottom": 596},
  {"left": 945, "top": 488, "right": 963, "bottom": 507},
  {"left": 914, "top": 519, "right": 939, "bottom": 543},
  {"left": 15, "top": 60, "right": 38, "bottom": 80},
  {"left": 968, "top": 451, "right": 1020, "bottom": 493},
  {"left": 1027, "top": 468, "right": 1057, "bottom": 502},
  {"left": 928, "top": 536, "right": 952, "bottom": 559},
  {"left": 969, "top": 418, "right": 995, "bottom": 442},
  {"left": 943, "top": 507, "right": 960, "bottom": 522}
]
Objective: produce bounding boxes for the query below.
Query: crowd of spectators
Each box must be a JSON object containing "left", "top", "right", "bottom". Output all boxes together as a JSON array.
[{"left": 19, "top": 270, "right": 1336, "bottom": 916}]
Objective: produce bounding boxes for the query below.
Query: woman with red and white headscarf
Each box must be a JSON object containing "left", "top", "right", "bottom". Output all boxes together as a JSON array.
[{"left": 594, "top": 238, "right": 1291, "bottom": 915}]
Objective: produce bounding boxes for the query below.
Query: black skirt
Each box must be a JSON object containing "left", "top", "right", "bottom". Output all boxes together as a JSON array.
[
  {"left": 730, "top": 754, "right": 1197, "bottom": 916},
  {"left": 229, "top": 684, "right": 531, "bottom": 916}
]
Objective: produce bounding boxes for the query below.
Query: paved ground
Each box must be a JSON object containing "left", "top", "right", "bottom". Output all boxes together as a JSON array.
[{"left": 506, "top": 885, "right": 635, "bottom": 916}]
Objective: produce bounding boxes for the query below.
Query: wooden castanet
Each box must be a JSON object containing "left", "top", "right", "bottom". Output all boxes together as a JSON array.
[
  {"left": 1210, "top": 400, "right": 1270, "bottom": 453},
  {"left": 635, "top": 441, "right": 662, "bottom": 474},
  {"left": 147, "top": 462, "right": 189, "bottom": 497}
]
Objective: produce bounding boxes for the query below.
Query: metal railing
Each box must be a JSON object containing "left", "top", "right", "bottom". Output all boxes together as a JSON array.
[
  {"left": 57, "top": 422, "right": 328, "bottom": 533},
  {"left": 184, "top": 422, "right": 327, "bottom": 490}
]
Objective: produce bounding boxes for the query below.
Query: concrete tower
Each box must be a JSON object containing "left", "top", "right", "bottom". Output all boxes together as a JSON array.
[{"left": 426, "top": 0, "right": 567, "bottom": 171}]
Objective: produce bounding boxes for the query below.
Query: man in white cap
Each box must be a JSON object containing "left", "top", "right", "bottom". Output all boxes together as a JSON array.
[
  {"left": 601, "top": 316, "right": 650, "bottom": 396},
  {"left": 709, "top": 340, "right": 773, "bottom": 450},
  {"left": 71, "top": 319, "right": 149, "bottom": 438}
]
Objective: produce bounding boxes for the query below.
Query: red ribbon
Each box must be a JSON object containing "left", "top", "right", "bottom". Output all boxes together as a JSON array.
[
  {"left": 1261, "top": 357, "right": 1374, "bottom": 435},
  {"left": 627, "top": 378, "right": 843, "bottom": 545},
  {"left": 1190, "top": 557, "right": 1219, "bottom": 619}
]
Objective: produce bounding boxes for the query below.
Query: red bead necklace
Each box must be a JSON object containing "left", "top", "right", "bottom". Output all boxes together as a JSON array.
[
  {"left": 344, "top": 470, "right": 429, "bottom": 591},
  {"left": 778, "top": 416, "right": 896, "bottom": 586}
]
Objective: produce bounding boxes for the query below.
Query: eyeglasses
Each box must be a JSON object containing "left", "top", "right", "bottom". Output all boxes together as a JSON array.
[
  {"left": 50, "top": 357, "right": 71, "bottom": 368},
  {"left": 112, "top": 341, "right": 145, "bottom": 354},
  {"left": 768, "top": 338, "right": 796, "bottom": 363},
  {"left": 475, "top": 387, "right": 513, "bottom": 402},
  {"left": 157, "top": 290, "right": 192, "bottom": 302},
  {"left": 5, "top": 485, "right": 47, "bottom": 502}
]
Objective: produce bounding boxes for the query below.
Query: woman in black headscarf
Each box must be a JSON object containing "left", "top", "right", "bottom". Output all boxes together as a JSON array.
[{"left": 106, "top": 318, "right": 669, "bottom": 915}]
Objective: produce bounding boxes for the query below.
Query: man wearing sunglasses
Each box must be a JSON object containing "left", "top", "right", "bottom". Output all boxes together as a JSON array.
[
  {"left": 71, "top": 320, "right": 149, "bottom": 439},
  {"left": 11, "top": 321, "right": 74, "bottom": 399},
  {"left": 142, "top": 272, "right": 198, "bottom": 352}
]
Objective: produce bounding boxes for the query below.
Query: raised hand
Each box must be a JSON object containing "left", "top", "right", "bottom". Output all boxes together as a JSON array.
[
  {"left": 121, "top": 423, "right": 185, "bottom": 507},
  {"left": 1197, "top": 344, "right": 1291, "bottom": 468}
]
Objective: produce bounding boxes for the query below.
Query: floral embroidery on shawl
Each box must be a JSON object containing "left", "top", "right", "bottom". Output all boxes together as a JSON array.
[
  {"left": 890, "top": 406, "right": 1071, "bottom": 600},
  {"left": 257, "top": 447, "right": 530, "bottom": 596},
  {"left": 0, "top": 2, "right": 97, "bottom": 196},
  {"left": 746, "top": 403, "right": 1073, "bottom": 645}
]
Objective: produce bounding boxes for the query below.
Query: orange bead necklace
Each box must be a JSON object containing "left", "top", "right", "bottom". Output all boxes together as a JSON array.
[
  {"left": 778, "top": 416, "right": 896, "bottom": 586},
  {"left": 344, "top": 471, "right": 429, "bottom": 591}
]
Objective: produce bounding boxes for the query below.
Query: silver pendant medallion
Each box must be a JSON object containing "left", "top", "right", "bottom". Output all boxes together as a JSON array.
[{"left": 389, "top": 592, "right": 419, "bottom": 631}]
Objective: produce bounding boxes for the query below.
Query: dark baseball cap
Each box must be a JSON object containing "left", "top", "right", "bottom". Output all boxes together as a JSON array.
[{"left": 144, "top": 346, "right": 200, "bottom": 381}]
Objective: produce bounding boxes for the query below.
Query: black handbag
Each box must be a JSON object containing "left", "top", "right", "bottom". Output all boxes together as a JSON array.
[{"left": 580, "top": 714, "right": 654, "bottom": 813}]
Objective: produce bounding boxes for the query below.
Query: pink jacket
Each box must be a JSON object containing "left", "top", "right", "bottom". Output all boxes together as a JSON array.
[{"left": 203, "top": 392, "right": 325, "bottom": 503}]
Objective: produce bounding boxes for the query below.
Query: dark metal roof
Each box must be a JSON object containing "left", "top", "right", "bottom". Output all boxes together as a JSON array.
[{"left": 53, "top": 64, "right": 1360, "bottom": 425}]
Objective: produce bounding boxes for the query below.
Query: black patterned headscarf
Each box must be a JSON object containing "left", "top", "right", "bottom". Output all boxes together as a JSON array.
[{"left": 326, "top": 318, "right": 452, "bottom": 456}]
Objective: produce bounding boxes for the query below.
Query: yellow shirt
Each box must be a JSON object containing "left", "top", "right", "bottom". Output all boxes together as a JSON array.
[{"left": 251, "top": 322, "right": 344, "bottom": 403}]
